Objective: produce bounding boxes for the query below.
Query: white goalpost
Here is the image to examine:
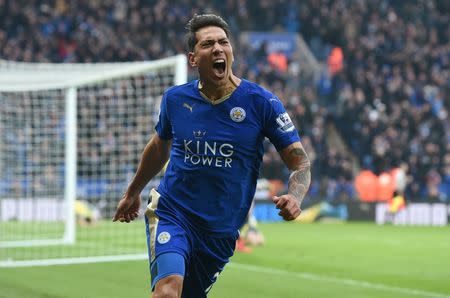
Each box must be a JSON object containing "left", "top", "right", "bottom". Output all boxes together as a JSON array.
[{"left": 0, "top": 55, "right": 187, "bottom": 267}]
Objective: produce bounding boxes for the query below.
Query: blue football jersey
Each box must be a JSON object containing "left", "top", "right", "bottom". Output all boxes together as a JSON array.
[{"left": 155, "top": 79, "right": 300, "bottom": 235}]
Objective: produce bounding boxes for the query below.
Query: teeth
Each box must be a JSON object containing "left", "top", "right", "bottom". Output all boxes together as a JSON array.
[{"left": 214, "top": 59, "right": 225, "bottom": 63}]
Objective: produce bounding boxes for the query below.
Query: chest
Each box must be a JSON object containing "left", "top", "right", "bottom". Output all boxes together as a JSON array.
[{"left": 169, "top": 98, "right": 262, "bottom": 149}]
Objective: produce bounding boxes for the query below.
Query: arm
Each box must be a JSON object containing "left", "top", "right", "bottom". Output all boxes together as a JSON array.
[
  {"left": 126, "top": 134, "right": 171, "bottom": 195},
  {"left": 113, "top": 134, "right": 171, "bottom": 222},
  {"left": 272, "top": 141, "right": 311, "bottom": 221}
]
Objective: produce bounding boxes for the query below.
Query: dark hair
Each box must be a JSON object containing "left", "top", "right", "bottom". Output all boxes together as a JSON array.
[{"left": 185, "top": 14, "right": 231, "bottom": 52}]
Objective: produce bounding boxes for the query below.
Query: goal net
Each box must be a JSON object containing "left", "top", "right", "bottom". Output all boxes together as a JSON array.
[{"left": 0, "top": 55, "right": 187, "bottom": 267}]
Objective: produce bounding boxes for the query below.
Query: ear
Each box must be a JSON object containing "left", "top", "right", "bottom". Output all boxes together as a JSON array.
[{"left": 188, "top": 52, "right": 197, "bottom": 67}]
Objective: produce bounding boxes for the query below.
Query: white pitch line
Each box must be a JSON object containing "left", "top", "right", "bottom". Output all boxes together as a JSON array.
[
  {"left": 229, "top": 262, "right": 450, "bottom": 298},
  {"left": 0, "top": 254, "right": 148, "bottom": 268}
]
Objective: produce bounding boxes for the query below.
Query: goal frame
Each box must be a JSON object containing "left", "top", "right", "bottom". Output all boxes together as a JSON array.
[{"left": 0, "top": 55, "right": 187, "bottom": 266}]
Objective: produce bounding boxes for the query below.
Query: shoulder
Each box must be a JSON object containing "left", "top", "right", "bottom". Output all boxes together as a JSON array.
[
  {"left": 164, "top": 80, "right": 197, "bottom": 98},
  {"left": 243, "top": 80, "right": 275, "bottom": 100},
  {"left": 243, "top": 80, "right": 283, "bottom": 111},
  {"left": 242, "top": 80, "right": 279, "bottom": 106}
]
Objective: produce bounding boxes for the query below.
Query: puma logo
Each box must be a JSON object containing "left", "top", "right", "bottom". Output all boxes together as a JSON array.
[{"left": 183, "top": 102, "right": 194, "bottom": 112}]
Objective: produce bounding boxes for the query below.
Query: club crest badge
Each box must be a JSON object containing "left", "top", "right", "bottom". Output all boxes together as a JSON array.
[
  {"left": 230, "top": 107, "right": 246, "bottom": 122},
  {"left": 157, "top": 231, "right": 171, "bottom": 244}
]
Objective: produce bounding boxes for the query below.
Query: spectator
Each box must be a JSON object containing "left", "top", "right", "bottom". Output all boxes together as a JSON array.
[{"left": 1, "top": 0, "right": 448, "bottom": 201}]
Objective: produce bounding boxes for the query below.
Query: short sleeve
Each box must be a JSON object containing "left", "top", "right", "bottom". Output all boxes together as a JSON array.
[
  {"left": 155, "top": 93, "right": 173, "bottom": 139},
  {"left": 263, "top": 96, "right": 300, "bottom": 151}
]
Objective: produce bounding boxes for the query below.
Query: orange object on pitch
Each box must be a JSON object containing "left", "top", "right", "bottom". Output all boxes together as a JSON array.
[
  {"left": 354, "top": 170, "right": 378, "bottom": 202},
  {"left": 377, "top": 172, "right": 395, "bottom": 201},
  {"left": 235, "top": 238, "right": 252, "bottom": 253}
]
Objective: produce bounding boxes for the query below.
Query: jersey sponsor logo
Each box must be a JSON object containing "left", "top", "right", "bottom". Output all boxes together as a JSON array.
[
  {"left": 183, "top": 102, "right": 194, "bottom": 112},
  {"left": 183, "top": 139, "right": 234, "bottom": 168},
  {"left": 230, "top": 107, "right": 246, "bottom": 122},
  {"left": 157, "top": 231, "right": 171, "bottom": 244},
  {"left": 276, "top": 112, "right": 295, "bottom": 132}
]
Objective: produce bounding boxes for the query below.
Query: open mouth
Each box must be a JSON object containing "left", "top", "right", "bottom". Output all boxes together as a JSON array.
[{"left": 212, "top": 59, "right": 226, "bottom": 76}]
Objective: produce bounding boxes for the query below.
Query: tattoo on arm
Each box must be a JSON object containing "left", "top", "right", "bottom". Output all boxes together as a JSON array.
[{"left": 288, "top": 148, "right": 311, "bottom": 205}]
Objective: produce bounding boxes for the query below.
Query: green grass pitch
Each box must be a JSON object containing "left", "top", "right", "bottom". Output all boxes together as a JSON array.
[{"left": 1, "top": 222, "right": 449, "bottom": 298}]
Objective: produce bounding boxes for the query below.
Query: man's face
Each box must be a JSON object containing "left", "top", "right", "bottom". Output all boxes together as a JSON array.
[{"left": 189, "top": 26, "right": 234, "bottom": 86}]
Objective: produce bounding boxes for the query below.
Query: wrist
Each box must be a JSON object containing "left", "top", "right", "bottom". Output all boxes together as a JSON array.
[
  {"left": 125, "top": 187, "right": 142, "bottom": 198},
  {"left": 287, "top": 192, "right": 302, "bottom": 205}
]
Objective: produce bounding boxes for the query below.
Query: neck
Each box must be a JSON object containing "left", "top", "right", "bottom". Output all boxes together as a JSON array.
[{"left": 199, "top": 75, "right": 241, "bottom": 102}]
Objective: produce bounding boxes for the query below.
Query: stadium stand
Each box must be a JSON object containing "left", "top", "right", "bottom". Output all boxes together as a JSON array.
[{"left": 1, "top": 0, "right": 448, "bottom": 203}]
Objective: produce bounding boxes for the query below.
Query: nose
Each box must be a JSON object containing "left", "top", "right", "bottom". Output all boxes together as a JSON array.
[{"left": 212, "top": 42, "right": 223, "bottom": 54}]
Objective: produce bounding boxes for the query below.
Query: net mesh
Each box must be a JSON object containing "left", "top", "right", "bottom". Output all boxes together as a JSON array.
[{"left": 0, "top": 57, "right": 184, "bottom": 265}]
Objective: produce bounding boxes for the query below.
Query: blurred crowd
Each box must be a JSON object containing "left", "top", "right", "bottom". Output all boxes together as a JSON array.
[
  {"left": 1, "top": 0, "right": 449, "bottom": 202},
  {"left": 301, "top": 0, "right": 450, "bottom": 201}
]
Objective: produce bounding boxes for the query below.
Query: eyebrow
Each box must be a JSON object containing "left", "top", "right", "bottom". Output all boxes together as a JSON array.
[{"left": 200, "top": 37, "right": 229, "bottom": 44}]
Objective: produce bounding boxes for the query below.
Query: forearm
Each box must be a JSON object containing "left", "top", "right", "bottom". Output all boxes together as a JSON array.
[
  {"left": 280, "top": 143, "right": 311, "bottom": 205},
  {"left": 288, "top": 159, "right": 311, "bottom": 205},
  {"left": 126, "top": 134, "right": 171, "bottom": 195}
]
